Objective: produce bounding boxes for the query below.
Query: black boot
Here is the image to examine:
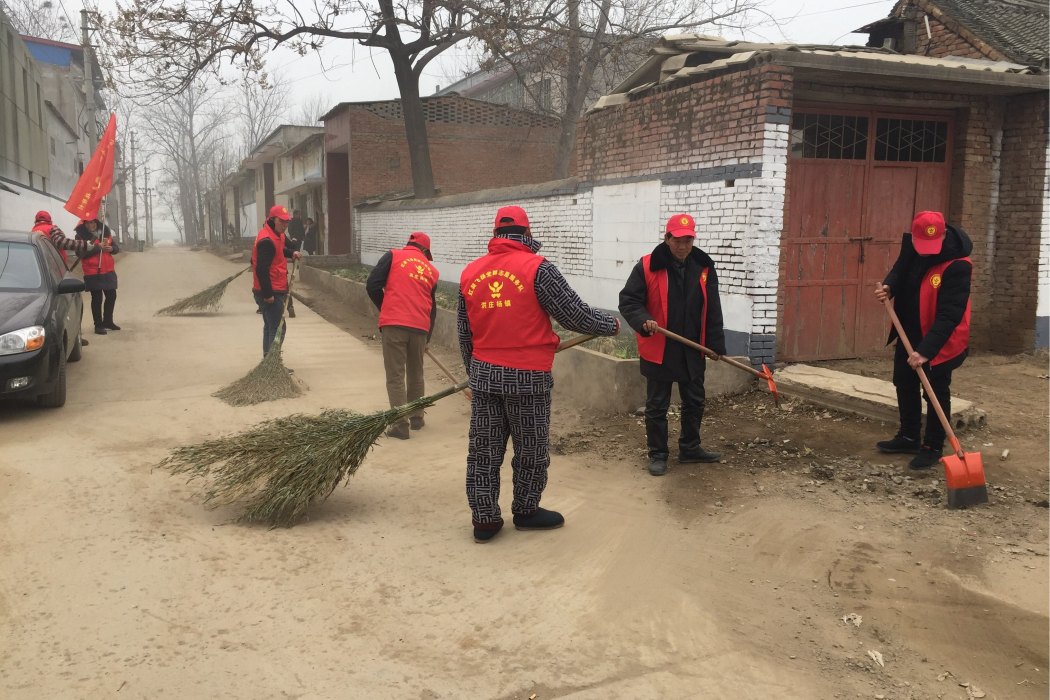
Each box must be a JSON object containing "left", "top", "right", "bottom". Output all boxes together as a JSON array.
[
  {"left": 876, "top": 434, "right": 920, "bottom": 454},
  {"left": 909, "top": 446, "right": 943, "bottom": 469},
  {"left": 513, "top": 507, "right": 564, "bottom": 531},
  {"left": 94, "top": 326, "right": 107, "bottom": 335},
  {"left": 679, "top": 447, "right": 721, "bottom": 463}
]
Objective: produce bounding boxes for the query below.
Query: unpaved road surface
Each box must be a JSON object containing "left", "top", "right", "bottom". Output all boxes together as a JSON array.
[{"left": 2, "top": 247, "right": 1047, "bottom": 699}]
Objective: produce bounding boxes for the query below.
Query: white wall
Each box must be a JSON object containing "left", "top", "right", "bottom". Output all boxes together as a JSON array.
[
  {"left": 1038, "top": 140, "right": 1050, "bottom": 318},
  {"left": 1, "top": 183, "right": 80, "bottom": 234}
]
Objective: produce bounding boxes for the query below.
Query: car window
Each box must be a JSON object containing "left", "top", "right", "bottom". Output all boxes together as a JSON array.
[
  {"left": 39, "top": 237, "right": 67, "bottom": 282},
  {"left": 0, "top": 242, "right": 44, "bottom": 290}
]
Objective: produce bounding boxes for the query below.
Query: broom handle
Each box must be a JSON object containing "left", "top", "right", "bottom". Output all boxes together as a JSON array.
[
  {"left": 274, "top": 260, "right": 298, "bottom": 339},
  {"left": 425, "top": 349, "right": 471, "bottom": 402},
  {"left": 882, "top": 298, "right": 963, "bottom": 458},
  {"left": 655, "top": 326, "right": 764, "bottom": 378},
  {"left": 557, "top": 334, "right": 596, "bottom": 351}
]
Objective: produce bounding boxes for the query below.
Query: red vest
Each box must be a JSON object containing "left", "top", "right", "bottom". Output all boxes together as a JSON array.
[
  {"left": 460, "top": 238, "right": 560, "bottom": 371},
  {"left": 919, "top": 257, "right": 971, "bottom": 366},
  {"left": 81, "top": 235, "right": 115, "bottom": 276},
  {"left": 378, "top": 246, "right": 439, "bottom": 332},
  {"left": 635, "top": 255, "right": 709, "bottom": 364},
  {"left": 33, "top": 222, "right": 67, "bottom": 264},
  {"left": 251, "top": 225, "right": 288, "bottom": 293}
]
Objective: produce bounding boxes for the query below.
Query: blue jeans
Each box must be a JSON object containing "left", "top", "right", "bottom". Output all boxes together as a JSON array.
[{"left": 253, "top": 291, "right": 287, "bottom": 356}]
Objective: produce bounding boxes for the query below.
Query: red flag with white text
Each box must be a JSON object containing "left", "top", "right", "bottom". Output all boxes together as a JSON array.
[{"left": 64, "top": 112, "right": 117, "bottom": 221}]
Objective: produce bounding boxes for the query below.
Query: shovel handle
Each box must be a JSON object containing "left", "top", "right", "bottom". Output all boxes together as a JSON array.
[
  {"left": 882, "top": 298, "right": 964, "bottom": 458},
  {"left": 655, "top": 327, "right": 762, "bottom": 378}
]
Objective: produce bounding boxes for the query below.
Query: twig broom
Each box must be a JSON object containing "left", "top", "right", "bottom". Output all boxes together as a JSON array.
[
  {"left": 213, "top": 271, "right": 300, "bottom": 406},
  {"left": 156, "top": 266, "right": 251, "bottom": 315},
  {"left": 161, "top": 334, "right": 595, "bottom": 526}
]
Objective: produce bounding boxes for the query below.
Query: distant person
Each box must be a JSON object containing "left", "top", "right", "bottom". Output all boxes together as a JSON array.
[
  {"left": 875, "top": 211, "right": 973, "bottom": 469},
  {"left": 366, "top": 232, "right": 439, "bottom": 440},
  {"left": 75, "top": 218, "right": 122, "bottom": 335},
  {"left": 618, "top": 213, "right": 727, "bottom": 476},
  {"left": 251, "top": 205, "right": 301, "bottom": 356},
  {"left": 458, "top": 205, "right": 619, "bottom": 543},
  {"left": 303, "top": 217, "right": 319, "bottom": 255},
  {"left": 288, "top": 209, "right": 305, "bottom": 249}
]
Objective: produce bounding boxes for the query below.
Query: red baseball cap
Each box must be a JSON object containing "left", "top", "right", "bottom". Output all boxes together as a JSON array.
[
  {"left": 268, "top": 204, "right": 292, "bottom": 221},
  {"left": 911, "top": 211, "right": 945, "bottom": 255},
  {"left": 35, "top": 211, "right": 52, "bottom": 224},
  {"left": 407, "top": 231, "right": 432, "bottom": 259},
  {"left": 494, "top": 205, "right": 529, "bottom": 231},
  {"left": 666, "top": 213, "right": 696, "bottom": 238}
]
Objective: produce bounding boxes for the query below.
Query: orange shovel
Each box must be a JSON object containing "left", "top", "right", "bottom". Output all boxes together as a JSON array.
[
  {"left": 882, "top": 298, "right": 987, "bottom": 508},
  {"left": 655, "top": 326, "right": 780, "bottom": 407}
]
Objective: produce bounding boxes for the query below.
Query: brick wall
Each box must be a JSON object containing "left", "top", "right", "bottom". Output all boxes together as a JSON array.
[
  {"left": 993, "top": 92, "right": 1050, "bottom": 350},
  {"left": 914, "top": 13, "right": 997, "bottom": 61},
  {"left": 1040, "top": 139, "right": 1050, "bottom": 347}
]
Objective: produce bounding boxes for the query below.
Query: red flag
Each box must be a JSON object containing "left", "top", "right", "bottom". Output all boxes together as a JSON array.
[{"left": 64, "top": 113, "right": 117, "bottom": 221}]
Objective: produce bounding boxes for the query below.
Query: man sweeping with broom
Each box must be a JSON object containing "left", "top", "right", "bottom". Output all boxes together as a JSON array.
[
  {"left": 459, "top": 205, "right": 620, "bottom": 543},
  {"left": 252, "top": 204, "right": 301, "bottom": 357}
]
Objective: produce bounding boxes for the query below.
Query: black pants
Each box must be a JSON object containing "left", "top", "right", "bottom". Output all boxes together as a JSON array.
[
  {"left": 892, "top": 343, "right": 957, "bottom": 451},
  {"left": 89, "top": 289, "right": 116, "bottom": 327},
  {"left": 645, "top": 375, "right": 706, "bottom": 459}
]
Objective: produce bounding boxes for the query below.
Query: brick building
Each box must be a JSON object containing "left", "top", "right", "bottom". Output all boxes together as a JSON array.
[{"left": 320, "top": 96, "right": 560, "bottom": 256}]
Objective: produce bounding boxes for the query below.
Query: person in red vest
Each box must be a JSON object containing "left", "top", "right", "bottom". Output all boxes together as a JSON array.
[
  {"left": 459, "top": 205, "right": 619, "bottom": 543},
  {"left": 875, "top": 211, "right": 973, "bottom": 469},
  {"left": 252, "top": 204, "right": 301, "bottom": 356},
  {"left": 618, "top": 213, "right": 727, "bottom": 477},
  {"left": 366, "top": 231, "right": 439, "bottom": 440},
  {"left": 32, "top": 211, "right": 97, "bottom": 266},
  {"left": 74, "top": 217, "right": 121, "bottom": 335}
]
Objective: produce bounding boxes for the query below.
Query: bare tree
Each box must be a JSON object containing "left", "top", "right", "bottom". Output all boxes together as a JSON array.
[
  {"left": 479, "top": 0, "right": 768, "bottom": 178},
  {"left": 291, "top": 93, "right": 330, "bottom": 126},
  {"left": 1, "top": 0, "right": 76, "bottom": 42},
  {"left": 235, "top": 72, "right": 287, "bottom": 156},
  {"left": 96, "top": 0, "right": 536, "bottom": 198}
]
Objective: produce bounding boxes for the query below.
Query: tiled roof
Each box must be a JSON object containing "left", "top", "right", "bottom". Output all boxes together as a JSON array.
[{"left": 928, "top": 0, "right": 1048, "bottom": 67}]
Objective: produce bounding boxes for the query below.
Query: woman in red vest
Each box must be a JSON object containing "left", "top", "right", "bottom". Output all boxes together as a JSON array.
[
  {"left": 618, "top": 213, "right": 727, "bottom": 476},
  {"left": 33, "top": 210, "right": 96, "bottom": 266},
  {"left": 75, "top": 218, "right": 121, "bottom": 335},
  {"left": 458, "top": 205, "right": 619, "bottom": 543},
  {"left": 366, "top": 231, "right": 439, "bottom": 440},
  {"left": 875, "top": 211, "right": 973, "bottom": 469},
  {"left": 251, "top": 204, "right": 301, "bottom": 357}
]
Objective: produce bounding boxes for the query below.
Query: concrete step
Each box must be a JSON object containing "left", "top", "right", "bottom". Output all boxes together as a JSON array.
[{"left": 775, "top": 364, "right": 986, "bottom": 431}]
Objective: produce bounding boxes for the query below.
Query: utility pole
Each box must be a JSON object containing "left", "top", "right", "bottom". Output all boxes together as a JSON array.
[
  {"left": 143, "top": 164, "right": 151, "bottom": 245},
  {"left": 130, "top": 131, "right": 140, "bottom": 245},
  {"left": 80, "top": 10, "right": 97, "bottom": 149}
]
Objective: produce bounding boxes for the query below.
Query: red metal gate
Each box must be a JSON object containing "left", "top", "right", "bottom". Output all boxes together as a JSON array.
[{"left": 779, "top": 108, "right": 953, "bottom": 361}]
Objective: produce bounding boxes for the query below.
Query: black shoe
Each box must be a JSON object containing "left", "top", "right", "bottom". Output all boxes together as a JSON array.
[
  {"left": 679, "top": 447, "right": 721, "bottom": 463},
  {"left": 81, "top": 338, "right": 89, "bottom": 347},
  {"left": 103, "top": 322, "right": 121, "bottom": 331},
  {"left": 648, "top": 457, "right": 668, "bottom": 476},
  {"left": 94, "top": 326, "right": 107, "bottom": 335},
  {"left": 513, "top": 507, "right": 565, "bottom": 531},
  {"left": 385, "top": 424, "right": 410, "bottom": 440},
  {"left": 909, "top": 446, "right": 943, "bottom": 470},
  {"left": 876, "top": 434, "right": 921, "bottom": 454},
  {"left": 410, "top": 416, "right": 425, "bottom": 430},
  {"left": 473, "top": 518, "right": 504, "bottom": 543}
]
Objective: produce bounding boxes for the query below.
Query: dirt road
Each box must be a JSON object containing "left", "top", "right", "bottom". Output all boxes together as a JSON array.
[{"left": 1, "top": 248, "right": 1046, "bottom": 699}]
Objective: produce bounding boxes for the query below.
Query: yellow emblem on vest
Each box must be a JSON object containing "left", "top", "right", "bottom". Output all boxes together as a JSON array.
[
  {"left": 488, "top": 281, "right": 503, "bottom": 299},
  {"left": 701, "top": 271, "right": 708, "bottom": 283},
  {"left": 925, "top": 225, "right": 937, "bottom": 237},
  {"left": 930, "top": 274, "right": 942, "bottom": 288}
]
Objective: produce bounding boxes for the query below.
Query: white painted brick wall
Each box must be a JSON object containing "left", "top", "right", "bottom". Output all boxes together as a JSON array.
[
  {"left": 1038, "top": 140, "right": 1050, "bottom": 321},
  {"left": 357, "top": 125, "right": 789, "bottom": 338}
]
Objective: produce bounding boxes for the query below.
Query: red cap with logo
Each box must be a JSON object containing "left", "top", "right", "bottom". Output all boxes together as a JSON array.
[
  {"left": 35, "top": 210, "right": 52, "bottom": 224},
  {"left": 666, "top": 213, "right": 696, "bottom": 238},
  {"left": 911, "top": 211, "right": 945, "bottom": 255},
  {"left": 407, "top": 231, "right": 432, "bottom": 260},
  {"left": 493, "top": 205, "right": 529, "bottom": 231},
  {"left": 268, "top": 204, "right": 292, "bottom": 222}
]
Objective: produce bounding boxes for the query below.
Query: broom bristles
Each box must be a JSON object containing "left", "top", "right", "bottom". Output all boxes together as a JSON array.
[
  {"left": 162, "top": 385, "right": 465, "bottom": 526},
  {"left": 156, "top": 267, "right": 250, "bottom": 315},
  {"left": 213, "top": 322, "right": 300, "bottom": 406}
]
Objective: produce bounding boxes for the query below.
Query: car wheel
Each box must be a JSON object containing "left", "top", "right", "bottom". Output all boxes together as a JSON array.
[
  {"left": 37, "top": 350, "right": 67, "bottom": 408},
  {"left": 68, "top": 331, "right": 83, "bottom": 363}
]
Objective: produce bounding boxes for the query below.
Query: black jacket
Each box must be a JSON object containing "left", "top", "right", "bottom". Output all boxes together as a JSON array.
[
  {"left": 883, "top": 224, "right": 972, "bottom": 362},
  {"left": 619, "top": 242, "right": 726, "bottom": 382}
]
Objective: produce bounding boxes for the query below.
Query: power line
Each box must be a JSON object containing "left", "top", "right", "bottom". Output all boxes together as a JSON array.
[{"left": 789, "top": 0, "right": 892, "bottom": 20}]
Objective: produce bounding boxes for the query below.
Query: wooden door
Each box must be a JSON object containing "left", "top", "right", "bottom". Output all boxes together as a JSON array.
[{"left": 779, "top": 109, "right": 952, "bottom": 361}]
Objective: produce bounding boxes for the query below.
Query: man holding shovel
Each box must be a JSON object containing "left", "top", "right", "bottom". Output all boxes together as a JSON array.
[
  {"left": 251, "top": 204, "right": 301, "bottom": 357},
  {"left": 619, "top": 213, "right": 726, "bottom": 476},
  {"left": 459, "top": 205, "right": 619, "bottom": 543},
  {"left": 367, "top": 232, "right": 439, "bottom": 440},
  {"left": 875, "top": 211, "right": 973, "bottom": 469}
]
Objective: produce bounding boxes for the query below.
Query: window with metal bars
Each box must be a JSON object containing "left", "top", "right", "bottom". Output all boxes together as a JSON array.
[
  {"left": 790, "top": 113, "right": 869, "bottom": 159},
  {"left": 874, "top": 118, "right": 948, "bottom": 162}
]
